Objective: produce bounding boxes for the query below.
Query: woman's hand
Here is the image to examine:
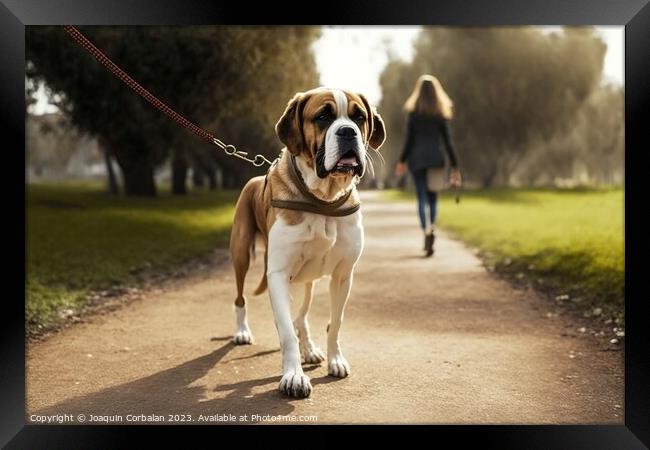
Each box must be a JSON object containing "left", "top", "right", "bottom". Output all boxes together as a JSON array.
[
  {"left": 395, "top": 162, "right": 407, "bottom": 177},
  {"left": 449, "top": 168, "right": 462, "bottom": 187}
]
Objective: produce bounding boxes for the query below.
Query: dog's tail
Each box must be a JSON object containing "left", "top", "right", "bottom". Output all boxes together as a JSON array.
[
  {"left": 253, "top": 250, "right": 268, "bottom": 295},
  {"left": 249, "top": 232, "right": 268, "bottom": 295},
  {"left": 231, "top": 177, "right": 266, "bottom": 301}
]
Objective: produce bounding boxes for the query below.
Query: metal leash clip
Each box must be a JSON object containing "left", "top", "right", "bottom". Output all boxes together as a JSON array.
[{"left": 212, "top": 138, "right": 275, "bottom": 167}]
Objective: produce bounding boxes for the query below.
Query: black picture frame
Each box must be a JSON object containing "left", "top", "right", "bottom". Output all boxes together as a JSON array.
[{"left": 3, "top": 0, "right": 649, "bottom": 448}]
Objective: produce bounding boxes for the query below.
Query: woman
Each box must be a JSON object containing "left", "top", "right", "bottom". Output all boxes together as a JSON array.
[{"left": 395, "top": 74, "right": 462, "bottom": 257}]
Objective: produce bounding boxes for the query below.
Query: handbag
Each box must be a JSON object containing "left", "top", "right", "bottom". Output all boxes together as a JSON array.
[{"left": 426, "top": 167, "right": 446, "bottom": 191}]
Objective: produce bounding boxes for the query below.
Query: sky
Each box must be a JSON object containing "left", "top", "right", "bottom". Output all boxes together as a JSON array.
[
  {"left": 313, "top": 26, "right": 624, "bottom": 106},
  {"left": 31, "top": 26, "right": 624, "bottom": 114}
]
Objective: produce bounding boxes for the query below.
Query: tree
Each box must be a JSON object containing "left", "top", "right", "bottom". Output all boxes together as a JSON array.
[
  {"left": 377, "top": 58, "right": 420, "bottom": 186},
  {"left": 379, "top": 27, "right": 608, "bottom": 187},
  {"left": 27, "top": 27, "right": 168, "bottom": 195},
  {"left": 26, "top": 26, "right": 321, "bottom": 195},
  {"left": 513, "top": 84, "right": 624, "bottom": 186}
]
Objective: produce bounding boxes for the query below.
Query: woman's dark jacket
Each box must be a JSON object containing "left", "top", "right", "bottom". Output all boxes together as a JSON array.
[{"left": 399, "top": 112, "right": 459, "bottom": 172}]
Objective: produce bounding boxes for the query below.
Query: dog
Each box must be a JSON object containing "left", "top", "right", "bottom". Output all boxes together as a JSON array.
[{"left": 228, "top": 87, "right": 386, "bottom": 398}]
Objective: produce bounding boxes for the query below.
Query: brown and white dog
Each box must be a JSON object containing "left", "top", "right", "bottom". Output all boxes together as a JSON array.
[{"left": 228, "top": 87, "right": 386, "bottom": 398}]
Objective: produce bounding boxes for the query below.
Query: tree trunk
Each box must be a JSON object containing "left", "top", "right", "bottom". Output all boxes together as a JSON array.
[
  {"left": 171, "top": 147, "right": 188, "bottom": 195},
  {"left": 206, "top": 168, "right": 217, "bottom": 190},
  {"left": 98, "top": 137, "right": 119, "bottom": 195},
  {"left": 120, "top": 162, "right": 157, "bottom": 196},
  {"left": 223, "top": 171, "right": 236, "bottom": 189},
  {"left": 502, "top": 149, "right": 527, "bottom": 186},
  {"left": 192, "top": 164, "right": 205, "bottom": 188},
  {"left": 103, "top": 147, "right": 119, "bottom": 195},
  {"left": 215, "top": 166, "right": 224, "bottom": 189},
  {"left": 482, "top": 165, "right": 498, "bottom": 188}
]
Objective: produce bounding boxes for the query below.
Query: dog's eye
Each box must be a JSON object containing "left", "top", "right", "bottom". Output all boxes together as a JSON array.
[
  {"left": 352, "top": 112, "right": 366, "bottom": 123},
  {"left": 315, "top": 112, "right": 333, "bottom": 123}
]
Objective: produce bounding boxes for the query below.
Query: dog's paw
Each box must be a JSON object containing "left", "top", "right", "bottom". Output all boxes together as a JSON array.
[
  {"left": 279, "top": 370, "right": 312, "bottom": 398},
  {"left": 231, "top": 329, "right": 253, "bottom": 345},
  {"left": 302, "top": 346, "right": 325, "bottom": 364},
  {"left": 328, "top": 355, "right": 351, "bottom": 378}
]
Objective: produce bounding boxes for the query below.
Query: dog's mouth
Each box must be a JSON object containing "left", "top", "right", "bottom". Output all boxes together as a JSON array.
[
  {"left": 331, "top": 150, "right": 362, "bottom": 176},
  {"left": 315, "top": 146, "right": 364, "bottom": 178}
]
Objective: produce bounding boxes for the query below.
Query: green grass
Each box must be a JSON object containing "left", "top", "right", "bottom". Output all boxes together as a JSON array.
[
  {"left": 27, "top": 182, "right": 237, "bottom": 333},
  {"left": 385, "top": 187, "right": 624, "bottom": 318}
]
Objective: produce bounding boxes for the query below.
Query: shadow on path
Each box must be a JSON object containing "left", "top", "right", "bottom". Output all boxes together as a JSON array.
[{"left": 33, "top": 343, "right": 303, "bottom": 423}]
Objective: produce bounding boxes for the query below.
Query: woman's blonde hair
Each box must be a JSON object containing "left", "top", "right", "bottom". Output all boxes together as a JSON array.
[{"left": 403, "top": 74, "right": 454, "bottom": 119}]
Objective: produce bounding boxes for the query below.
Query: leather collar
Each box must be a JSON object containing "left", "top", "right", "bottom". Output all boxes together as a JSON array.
[{"left": 270, "top": 154, "right": 361, "bottom": 217}]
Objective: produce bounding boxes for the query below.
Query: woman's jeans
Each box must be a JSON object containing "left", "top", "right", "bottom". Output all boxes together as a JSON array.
[{"left": 412, "top": 169, "right": 438, "bottom": 230}]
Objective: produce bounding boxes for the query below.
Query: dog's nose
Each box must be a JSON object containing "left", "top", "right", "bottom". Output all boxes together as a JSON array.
[{"left": 336, "top": 126, "right": 357, "bottom": 139}]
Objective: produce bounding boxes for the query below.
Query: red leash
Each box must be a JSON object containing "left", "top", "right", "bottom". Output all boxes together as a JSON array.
[{"left": 63, "top": 25, "right": 273, "bottom": 167}]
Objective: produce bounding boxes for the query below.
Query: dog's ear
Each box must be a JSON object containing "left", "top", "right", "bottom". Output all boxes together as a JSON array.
[
  {"left": 276, "top": 92, "right": 309, "bottom": 155},
  {"left": 358, "top": 93, "right": 386, "bottom": 150}
]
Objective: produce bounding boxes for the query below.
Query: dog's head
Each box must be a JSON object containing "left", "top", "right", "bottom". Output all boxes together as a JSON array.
[{"left": 275, "top": 87, "right": 386, "bottom": 180}]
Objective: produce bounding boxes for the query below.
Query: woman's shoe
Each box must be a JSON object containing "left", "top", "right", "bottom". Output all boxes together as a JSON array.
[{"left": 425, "top": 231, "right": 435, "bottom": 257}]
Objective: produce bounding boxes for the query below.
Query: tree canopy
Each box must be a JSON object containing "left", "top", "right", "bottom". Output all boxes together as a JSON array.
[
  {"left": 379, "top": 27, "right": 622, "bottom": 187},
  {"left": 27, "top": 26, "right": 321, "bottom": 195}
]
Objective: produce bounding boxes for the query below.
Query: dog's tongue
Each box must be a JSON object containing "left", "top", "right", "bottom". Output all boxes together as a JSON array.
[{"left": 337, "top": 157, "right": 358, "bottom": 166}]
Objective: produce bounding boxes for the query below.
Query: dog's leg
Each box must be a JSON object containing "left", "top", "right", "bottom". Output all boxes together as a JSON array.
[
  {"left": 327, "top": 270, "right": 353, "bottom": 378},
  {"left": 231, "top": 247, "right": 254, "bottom": 345},
  {"left": 294, "top": 282, "right": 325, "bottom": 364},
  {"left": 266, "top": 217, "right": 312, "bottom": 397},
  {"left": 229, "top": 197, "right": 256, "bottom": 345},
  {"left": 267, "top": 271, "right": 312, "bottom": 397},
  {"left": 232, "top": 302, "right": 253, "bottom": 345}
]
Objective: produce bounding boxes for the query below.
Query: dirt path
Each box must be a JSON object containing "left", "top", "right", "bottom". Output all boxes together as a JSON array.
[{"left": 26, "top": 192, "right": 623, "bottom": 424}]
